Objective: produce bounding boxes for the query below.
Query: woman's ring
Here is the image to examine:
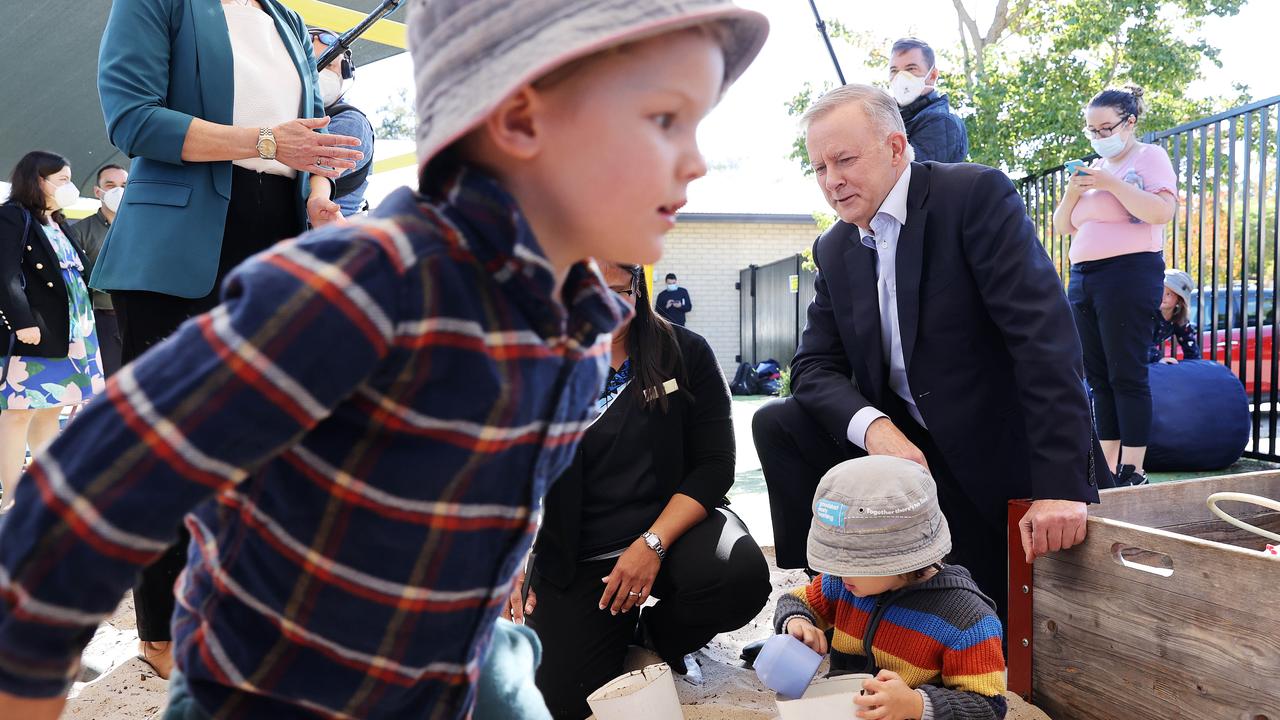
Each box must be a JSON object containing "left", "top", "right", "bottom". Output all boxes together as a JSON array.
[{"left": 628, "top": 591, "right": 641, "bottom": 596}]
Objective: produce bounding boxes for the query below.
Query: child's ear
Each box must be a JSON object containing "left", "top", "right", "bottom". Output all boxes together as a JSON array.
[{"left": 477, "top": 85, "right": 544, "bottom": 161}]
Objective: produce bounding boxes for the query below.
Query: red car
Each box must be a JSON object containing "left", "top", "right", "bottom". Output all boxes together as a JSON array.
[{"left": 1169, "top": 288, "right": 1275, "bottom": 396}]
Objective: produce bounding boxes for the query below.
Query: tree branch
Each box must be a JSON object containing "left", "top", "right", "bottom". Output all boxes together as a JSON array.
[
  {"left": 958, "top": 15, "right": 975, "bottom": 95},
  {"left": 1005, "top": 0, "right": 1032, "bottom": 35},
  {"left": 984, "top": 0, "right": 1011, "bottom": 44},
  {"left": 951, "top": 0, "right": 986, "bottom": 78}
]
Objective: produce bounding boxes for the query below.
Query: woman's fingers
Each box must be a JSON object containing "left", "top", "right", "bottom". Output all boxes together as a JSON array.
[
  {"left": 599, "top": 573, "right": 622, "bottom": 613},
  {"left": 318, "top": 133, "right": 364, "bottom": 148}
]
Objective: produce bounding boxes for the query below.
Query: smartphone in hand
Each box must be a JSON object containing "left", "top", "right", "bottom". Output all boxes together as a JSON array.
[{"left": 1064, "top": 159, "right": 1086, "bottom": 176}]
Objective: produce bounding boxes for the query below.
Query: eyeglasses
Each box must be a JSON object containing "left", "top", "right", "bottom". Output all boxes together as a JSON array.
[{"left": 1083, "top": 115, "right": 1132, "bottom": 139}]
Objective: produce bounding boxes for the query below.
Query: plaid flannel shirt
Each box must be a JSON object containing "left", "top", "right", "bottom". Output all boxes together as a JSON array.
[{"left": 0, "top": 169, "right": 625, "bottom": 718}]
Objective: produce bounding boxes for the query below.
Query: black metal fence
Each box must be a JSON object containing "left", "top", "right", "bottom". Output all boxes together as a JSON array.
[
  {"left": 737, "top": 255, "right": 816, "bottom": 367},
  {"left": 1020, "top": 94, "right": 1280, "bottom": 461}
]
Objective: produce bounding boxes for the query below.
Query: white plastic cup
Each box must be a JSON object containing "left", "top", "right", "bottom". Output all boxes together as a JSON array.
[
  {"left": 586, "top": 663, "right": 682, "bottom": 720},
  {"left": 753, "top": 633, "right": 824, "bottom": 699},
  {"left": 776, "top": 674, "right": 873, "bottom": 719}
]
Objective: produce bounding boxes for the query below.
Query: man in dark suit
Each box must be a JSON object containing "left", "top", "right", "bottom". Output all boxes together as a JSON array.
[{"left": 753, "top": 85, "right": 1104, "bottom": 621}]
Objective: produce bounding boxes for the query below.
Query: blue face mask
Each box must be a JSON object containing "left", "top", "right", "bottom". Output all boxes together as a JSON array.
[{"left": 666, "top": 283, "right": 678, "bottom": 291}]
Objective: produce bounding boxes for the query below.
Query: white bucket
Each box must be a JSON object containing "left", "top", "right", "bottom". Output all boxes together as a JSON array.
[
  {"left": 586, "top": 662, "right": 682, "bottom": 720},
  {"left": 775, "top": 673, "right": 872, "bottom": 720}
]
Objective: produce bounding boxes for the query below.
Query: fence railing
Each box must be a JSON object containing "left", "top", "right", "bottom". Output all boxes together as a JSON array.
[{"left": 1019, "top": 94, "right": 1280, "bottom": 461}]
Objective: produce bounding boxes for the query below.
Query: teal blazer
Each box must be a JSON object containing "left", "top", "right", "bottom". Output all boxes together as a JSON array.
[{"left": 93, "top": 0, "right": 324, "bottom": 299}]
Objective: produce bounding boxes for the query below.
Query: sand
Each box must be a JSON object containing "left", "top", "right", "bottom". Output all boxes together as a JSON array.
[{"left": 70, "top": 549, "right": 1052, "bottom": 719}]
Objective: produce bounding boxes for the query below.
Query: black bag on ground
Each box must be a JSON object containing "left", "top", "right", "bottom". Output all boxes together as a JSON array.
[{"left": 729, "top": 361, "right": 760, "bottom": 396}]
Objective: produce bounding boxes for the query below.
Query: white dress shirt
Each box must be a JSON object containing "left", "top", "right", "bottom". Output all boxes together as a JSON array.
[{"left": 846, "top": 164, "right": 927, "bottom": 449}]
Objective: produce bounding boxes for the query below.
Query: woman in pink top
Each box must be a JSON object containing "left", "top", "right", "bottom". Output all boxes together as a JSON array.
[{"left": 1053, "top": 85, "right": 1178, "bottom": 487}]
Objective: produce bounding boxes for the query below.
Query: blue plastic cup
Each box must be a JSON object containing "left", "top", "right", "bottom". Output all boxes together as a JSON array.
[{"left": 753, "top": 634, "right": 823, "bottom": 699}]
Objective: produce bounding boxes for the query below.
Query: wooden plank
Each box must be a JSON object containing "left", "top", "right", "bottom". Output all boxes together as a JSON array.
[
  {"left": 1091, "top": 471, "right": 1280, "bottom": 527},
  {"left": 1030, "top": 518, "right": 1280, "bottom": 719},
  {"left": 1161, "top": 511, "right": 1280, "bottom": 549}
]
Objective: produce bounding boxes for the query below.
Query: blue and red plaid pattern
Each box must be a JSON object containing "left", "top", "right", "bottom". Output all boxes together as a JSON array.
[{"left": 0, "top": 168, "right": 627, "bottom": 719}]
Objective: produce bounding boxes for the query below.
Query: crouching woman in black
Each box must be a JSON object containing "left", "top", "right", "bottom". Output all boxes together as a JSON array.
[{"left": 507, "top": 264, "right": 771, "bottom": 719}]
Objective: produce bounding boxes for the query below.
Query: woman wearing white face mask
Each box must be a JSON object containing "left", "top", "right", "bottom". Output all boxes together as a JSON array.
[
  {"left": 1053, "top": 85, "right": 1178, "bottom": 488},
  {"left": 0, "top": 151, "right": 105, "bottom": 513}
]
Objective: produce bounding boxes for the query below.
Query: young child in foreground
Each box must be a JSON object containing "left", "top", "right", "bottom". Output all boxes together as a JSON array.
[
  {"left": 0, "top": 1, "right": 768, "bottom": 718},
  {"left": 774, "top": 455, "right": 1008, "bottom": 720}
]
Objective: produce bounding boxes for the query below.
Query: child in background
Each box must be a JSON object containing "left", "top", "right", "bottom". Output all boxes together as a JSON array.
[
  {"left": 0, "top": 2, "right": 768, "bottom": 719},
  {"left": 1151, "top": 269, "right": 1201, "bottom": 364},
  {"left": 775, "top": 456, "right": 1007, "bottom": 720}
]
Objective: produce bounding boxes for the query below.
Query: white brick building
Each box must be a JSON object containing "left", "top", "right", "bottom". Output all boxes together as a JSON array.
[{"left": 652, "top": 213, "right": 821, "bottom": 377}]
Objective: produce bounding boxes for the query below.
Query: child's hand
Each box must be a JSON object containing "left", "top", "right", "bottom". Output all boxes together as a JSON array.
[
  {"left": 784, "top": 617, "right": 828, "bottom": 655},
  {"left": 1159, "top": 357, "right": 1179, "bottom": 365},
  {"left": 854, "top": 669, "right": 923, "bottom": 720}
]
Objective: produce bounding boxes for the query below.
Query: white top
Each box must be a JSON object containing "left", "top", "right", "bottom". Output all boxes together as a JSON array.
[
  {"left": 224, "top": 4, "right": 303, "bottom": 177},
  {"left": 846, "top": 163, "right": 926, "bottom": 449}
]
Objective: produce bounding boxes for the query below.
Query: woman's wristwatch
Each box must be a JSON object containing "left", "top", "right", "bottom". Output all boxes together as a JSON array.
[
  {"left": 256, "top": 127, "right": 278, "bottom": 160},
  {"left": 641, "top": 531, "right": 667, "bottom": 560}
]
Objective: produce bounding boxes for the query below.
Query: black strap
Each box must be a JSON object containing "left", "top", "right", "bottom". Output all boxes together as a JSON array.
[
  {"left": 2, "top": 208, "right": 34, "bottom": 386},
  {"left": 325, "top": 104, "right": 375, "bottom": 200}
]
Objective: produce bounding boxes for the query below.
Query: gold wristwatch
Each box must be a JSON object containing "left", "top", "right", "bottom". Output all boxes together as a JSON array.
[{"left": 256, "top": 127, "right": 278, "bottom": 160}]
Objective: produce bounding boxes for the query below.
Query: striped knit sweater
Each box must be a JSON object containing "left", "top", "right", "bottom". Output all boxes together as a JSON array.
[{"left": 773, "top": 565, "right": 1007, "bottom": 720}]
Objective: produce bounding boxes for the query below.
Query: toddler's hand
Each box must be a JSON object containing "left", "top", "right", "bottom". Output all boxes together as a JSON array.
[
  {"left": 854, "top": 669, "right": 923, "bottom": 720},
  {"left": 784, "top": 617, "right": 828, "bottom": 655},
  {"left": 1159, "top": 357, "right": 1178, "bottom": 365}
]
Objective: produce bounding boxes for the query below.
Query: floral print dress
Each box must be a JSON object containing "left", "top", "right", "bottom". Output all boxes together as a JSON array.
[{"left": 0, "top": 222, "right": 105, "bottom": 409}]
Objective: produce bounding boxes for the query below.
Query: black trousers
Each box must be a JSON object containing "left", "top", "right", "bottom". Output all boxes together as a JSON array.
[
  {"left": 527, "top": 507, "right": 771, "bottom": 719},
  {"left": 752, "top": 396, "right": 1009, "bottom": 625},
  {"left": 117, "top": 168, "right": 301, "bottom": 642},
  {"left": 93, "top": 309, "right": 123, "bottom": 377},
  {"left": 1068, "top": 252, "right": 1165, "bottom": 447}
]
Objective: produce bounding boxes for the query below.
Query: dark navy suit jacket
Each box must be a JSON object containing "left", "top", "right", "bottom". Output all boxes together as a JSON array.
[{"left": 791, "top": 162, "right": 1101, "bottom": 526}]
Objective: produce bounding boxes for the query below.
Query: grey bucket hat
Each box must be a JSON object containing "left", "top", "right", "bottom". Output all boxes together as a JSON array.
[
  {"left": 1164, "top": 269, "right": 1194, "bottom": 307},
  {"left": 807, "top": 456, "right": 952, "bottom": 578},
  {"left": 407, "top": 0, "right": 770, "bottom": 168}
]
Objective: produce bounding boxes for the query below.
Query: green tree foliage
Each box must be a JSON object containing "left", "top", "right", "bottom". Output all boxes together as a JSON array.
[
  {"left": 375, "top": 88, "right": 416, "bottom": 140},
  {"left": 788, "top": 0, "right": 1250, "bottom": 176},
  {"left": 961, "top": 0, "right": 1249, "bottom": 173}
]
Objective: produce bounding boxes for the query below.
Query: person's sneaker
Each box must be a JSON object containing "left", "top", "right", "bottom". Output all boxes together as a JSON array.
[
  {"left": 1115, "top": 464, "right": 1149, "bottom": 486},
  {"left": 740, "top": 637, "right": 766, "bottom": 667}
]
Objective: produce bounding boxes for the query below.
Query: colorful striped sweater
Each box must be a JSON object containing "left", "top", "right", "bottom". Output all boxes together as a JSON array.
[{"left": 773, "top": 565, "right": 1007, "bottom": 720}]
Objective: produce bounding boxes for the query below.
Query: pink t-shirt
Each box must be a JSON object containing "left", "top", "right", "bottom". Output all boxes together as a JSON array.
[{"left": 1068, "top": 142, "right": 1177, "bottom": 263}]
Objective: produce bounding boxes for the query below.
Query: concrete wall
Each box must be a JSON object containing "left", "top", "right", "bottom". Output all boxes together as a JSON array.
[{"left": 652, "top": 213, "right": 821, "bottom": 377}]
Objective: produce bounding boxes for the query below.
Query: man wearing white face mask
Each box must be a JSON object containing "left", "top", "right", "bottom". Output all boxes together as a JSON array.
[
  {"left": 888, "top": 38, "right": 968, "bottom": 163},
  {"left": 310, "top": 28, "right": 375, "bottom": 216},
  {"left": 69, "top": 164, "right": 127, "bottom": 376}
]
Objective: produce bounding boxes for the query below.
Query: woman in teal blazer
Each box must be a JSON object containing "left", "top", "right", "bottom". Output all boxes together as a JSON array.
[{"left": 93, "top": 0, "right": 364, "bottom": 678}]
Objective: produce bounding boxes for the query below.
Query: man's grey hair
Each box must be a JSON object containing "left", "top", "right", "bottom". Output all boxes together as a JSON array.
[{"left": 800, "top": 84, "right": 915, "bottom": 161}]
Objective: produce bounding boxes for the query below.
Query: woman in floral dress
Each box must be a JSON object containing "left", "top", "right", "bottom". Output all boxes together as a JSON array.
[{"left": 0, "top": 151, "right": 104, "bottom": 511}]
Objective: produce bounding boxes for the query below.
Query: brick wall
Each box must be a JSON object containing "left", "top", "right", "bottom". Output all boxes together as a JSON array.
[{"left": 652, "top": 214, "right": 821, "bottom": 376}]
